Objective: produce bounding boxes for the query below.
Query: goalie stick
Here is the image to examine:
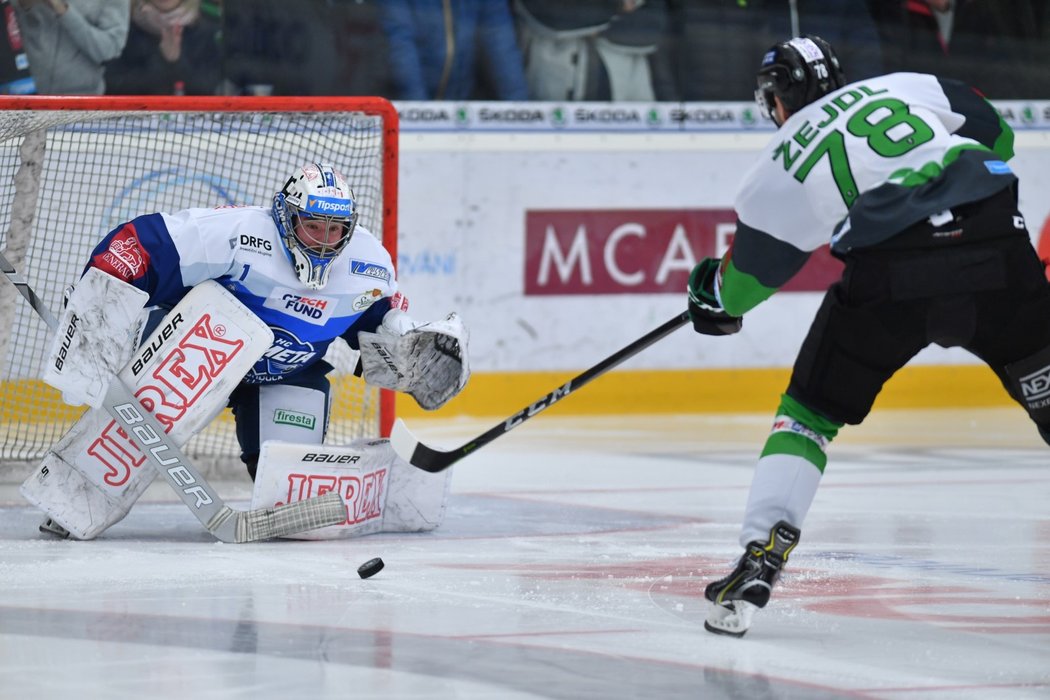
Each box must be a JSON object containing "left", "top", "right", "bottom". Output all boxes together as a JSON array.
[
  {"left": 391, "top": 311, "right": 691, "bottom": 472},
  {"left": 0, "top": 250, "right": 346, "bottom": 542}
]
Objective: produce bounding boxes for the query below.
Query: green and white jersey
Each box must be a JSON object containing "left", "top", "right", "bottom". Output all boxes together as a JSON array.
[{"left": 719, "top": 72, "right": 1016, "bottom": 317}]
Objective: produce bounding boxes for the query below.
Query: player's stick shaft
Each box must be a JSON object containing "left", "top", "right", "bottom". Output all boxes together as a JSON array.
[{"left": 391, "top": 311, "right": 691, "bottom": 472}]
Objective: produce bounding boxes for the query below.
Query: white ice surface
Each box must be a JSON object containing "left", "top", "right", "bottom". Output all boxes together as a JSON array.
[{"left": 1, "top": 412, "right": 1048, "bottom": 699}]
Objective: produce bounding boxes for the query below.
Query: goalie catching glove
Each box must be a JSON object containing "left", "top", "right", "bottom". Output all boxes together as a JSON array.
[
  {"left": 687, "top": 257, "right": 742, "bottom": 336},
  {"left": 357, "top": 309, "right": 470, "bottom": 410}
]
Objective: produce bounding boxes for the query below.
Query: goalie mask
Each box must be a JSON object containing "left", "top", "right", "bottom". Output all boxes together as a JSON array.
[
  {"left": 755, "top": 35, "right": 845, "bottom": 124},
  {"left": 272, "top": 163, "right": 359, "bottom": 289}
]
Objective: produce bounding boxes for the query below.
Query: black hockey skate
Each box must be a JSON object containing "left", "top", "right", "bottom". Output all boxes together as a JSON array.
[{"left": 704, "top": 520, "right": 800, "bottom": 637}]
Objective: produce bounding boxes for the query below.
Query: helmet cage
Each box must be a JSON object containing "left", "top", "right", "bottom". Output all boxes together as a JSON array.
[
  {"left": 755, "top": 36, "right": 845, "bottom": 122},
  {"left": 271, "top": 163, "right": 358, "bottom": 290}
]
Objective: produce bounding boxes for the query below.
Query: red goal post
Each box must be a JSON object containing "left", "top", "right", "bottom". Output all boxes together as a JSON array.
[{"left": 0, "top": 96, "right": 399, "bottom": 474}]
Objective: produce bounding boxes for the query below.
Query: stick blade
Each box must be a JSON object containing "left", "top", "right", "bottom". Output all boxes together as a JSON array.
[
  {"left": 234, "top": 491, "right": 347, "bottom": 543},
  {"left": 390, "top": 418, "right": 455, "bottom": 473}
]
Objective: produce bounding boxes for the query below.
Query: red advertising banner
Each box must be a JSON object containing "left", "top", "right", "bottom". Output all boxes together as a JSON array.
[{"left": 524, "top": 208, "right": 843, "bottom": 295}]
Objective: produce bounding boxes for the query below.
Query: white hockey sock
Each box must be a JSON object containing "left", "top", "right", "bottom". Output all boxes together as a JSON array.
[{"left": 739, "top": 453, "right": 822, "bottom": 547}]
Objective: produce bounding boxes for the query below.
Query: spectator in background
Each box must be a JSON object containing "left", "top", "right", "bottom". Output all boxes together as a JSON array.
[
  {"left": 867, "top": 0, "right": 952, "bottom": 77},
  {"left": 380, "top": 0, "right": 528, "bottom": 100},
  {"left": 767, "top": 0, "right": 884, "bottom": 81},
  {"left": 13, "top": 0, "right": 130, "bottom": 94},
  {"left": 106, "top": 0, "right": 224, "bottom": 96},
  {"left": 666, "top": 0, "right": 880, "bottom": 102},
  {"left": 514, "top": 0, "right": 673, "bottom": 101},
  {"left": 664, "top": 0, "right": 772, "bottom": 101},
  {"left": 870, "top": 0, "right": 1049, "bottom": 98},
  {"left": 942, "top": 0, "right": 1049, "bottom": 98},
  {"left": 222, "top": 0, "right": 391, "bottom": 97}
]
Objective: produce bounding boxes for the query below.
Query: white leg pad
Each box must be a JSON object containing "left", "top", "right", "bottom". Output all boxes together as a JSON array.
[
  {"left": 21, "top": 407, "right": 158, "bottom": 540},
  {"left": 251, "top": 438, "right": 452, "bottom": 540},
  {"left": 21, "top": 281, "right": 273, "bottom": 539},
  {"left": 383, "top": 446, "right": 452, "bottom": 532}
]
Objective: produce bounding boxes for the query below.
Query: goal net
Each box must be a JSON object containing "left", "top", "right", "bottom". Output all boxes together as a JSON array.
[{"left": 0, "top": 96, "right": 398, "bottom": 477}]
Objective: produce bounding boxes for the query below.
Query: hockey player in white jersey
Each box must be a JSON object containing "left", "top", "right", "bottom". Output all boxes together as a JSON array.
[
  {"left": 33, "top": 162, "right": 469, "bottom": 539},
  {"left": 688, "top": 37, "right": 1050, "bottom": 637}
]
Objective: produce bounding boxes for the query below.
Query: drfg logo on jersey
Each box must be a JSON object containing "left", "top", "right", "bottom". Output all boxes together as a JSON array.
[
  {"left": 86, "top": 313, "right": 246, "bottom": 487},
  {"left": 282, "top": 467, "right": 388, "bottom": 527},
  {"left": 239, "top": 234, "right": 272, "bottom": 252}
]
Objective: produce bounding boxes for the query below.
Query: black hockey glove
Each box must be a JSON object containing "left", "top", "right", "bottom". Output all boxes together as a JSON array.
[{"left": 687, "top": 258, "right": 742, "bottom": 336}]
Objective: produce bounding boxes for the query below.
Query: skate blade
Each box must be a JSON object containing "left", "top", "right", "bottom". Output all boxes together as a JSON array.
[
  {"left": 704, "top": 601, "right": 758, "bottom": 638},
  {"left": 39, "top": 517, "right": 71, "bottom": 539}
]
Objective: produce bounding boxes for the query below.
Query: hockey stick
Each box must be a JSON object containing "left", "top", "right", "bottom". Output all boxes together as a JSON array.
[
  {"left": 0, "top": 250, "right": 346, "bottom": 542},
  {"left": 391, "top": 311, "right": 691, "bottom": 472}
]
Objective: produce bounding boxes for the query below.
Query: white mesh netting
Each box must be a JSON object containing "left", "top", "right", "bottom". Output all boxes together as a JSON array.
[{"left": 0, "top": 102, "right": 396, "bottom": 477}]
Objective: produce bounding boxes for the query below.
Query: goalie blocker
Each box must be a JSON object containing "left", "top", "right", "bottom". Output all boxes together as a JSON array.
[{"left": 42, "top": 267, "right": 149, "bottom": 408}]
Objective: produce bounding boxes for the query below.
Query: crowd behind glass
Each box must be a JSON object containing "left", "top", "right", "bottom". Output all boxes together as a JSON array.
[{"left": 6, "top": 0, "right": 1049, "bottom": 101}]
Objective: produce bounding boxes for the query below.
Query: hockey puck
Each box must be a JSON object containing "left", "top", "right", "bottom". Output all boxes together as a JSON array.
[{"left": 357, "top": 557, "right": 384, "bottom": 579}]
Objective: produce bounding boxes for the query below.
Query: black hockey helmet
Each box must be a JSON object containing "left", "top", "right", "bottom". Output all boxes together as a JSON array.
[{"left": 755, "top": 35, "right": 845, "bottom": 122}]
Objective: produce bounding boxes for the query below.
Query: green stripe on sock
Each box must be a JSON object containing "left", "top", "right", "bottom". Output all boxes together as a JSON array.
[
  {"left": 761, "top": 431, "right": 828, "bottom": 472},
  {"left": 779, "top": 394, "right": 842, "bottom": 440},
  {"left": 759, "top": 394, "right": 845, "bottom": 473}
]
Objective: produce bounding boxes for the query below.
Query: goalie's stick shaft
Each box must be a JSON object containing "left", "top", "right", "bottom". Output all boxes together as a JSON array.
[
  {"left": 391, "top": 311, "right": 691, "bottom": 472},
  {"left": 0, "top": 248, "right": 59, "bottom": 328},
  {"left": 0, "top": 250, "right": 346, "bottom": 542}
]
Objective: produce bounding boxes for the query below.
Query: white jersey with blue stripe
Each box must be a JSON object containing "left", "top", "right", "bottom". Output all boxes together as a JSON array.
[{"left": 86, "top": 205, "right": 396, "bottom": 384}]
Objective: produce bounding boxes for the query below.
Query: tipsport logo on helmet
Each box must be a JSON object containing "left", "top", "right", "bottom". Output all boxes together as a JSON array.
[{"left": 305, "top": 195, "right": 352, "bottom": 218}]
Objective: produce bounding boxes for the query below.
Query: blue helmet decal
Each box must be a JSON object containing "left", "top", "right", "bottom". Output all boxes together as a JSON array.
[{"left": 304, "top": 194, "right": 353, "bottom": 218}]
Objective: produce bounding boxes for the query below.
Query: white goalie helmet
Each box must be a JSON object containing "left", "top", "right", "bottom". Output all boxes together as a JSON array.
[{"left": 271, "top": 162, "right": 359, "bottom": 289}]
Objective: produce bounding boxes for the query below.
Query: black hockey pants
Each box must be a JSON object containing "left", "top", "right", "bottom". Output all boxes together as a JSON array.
[{"left": 787, "top": 188, "right": 1050, "bottom": 434}]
